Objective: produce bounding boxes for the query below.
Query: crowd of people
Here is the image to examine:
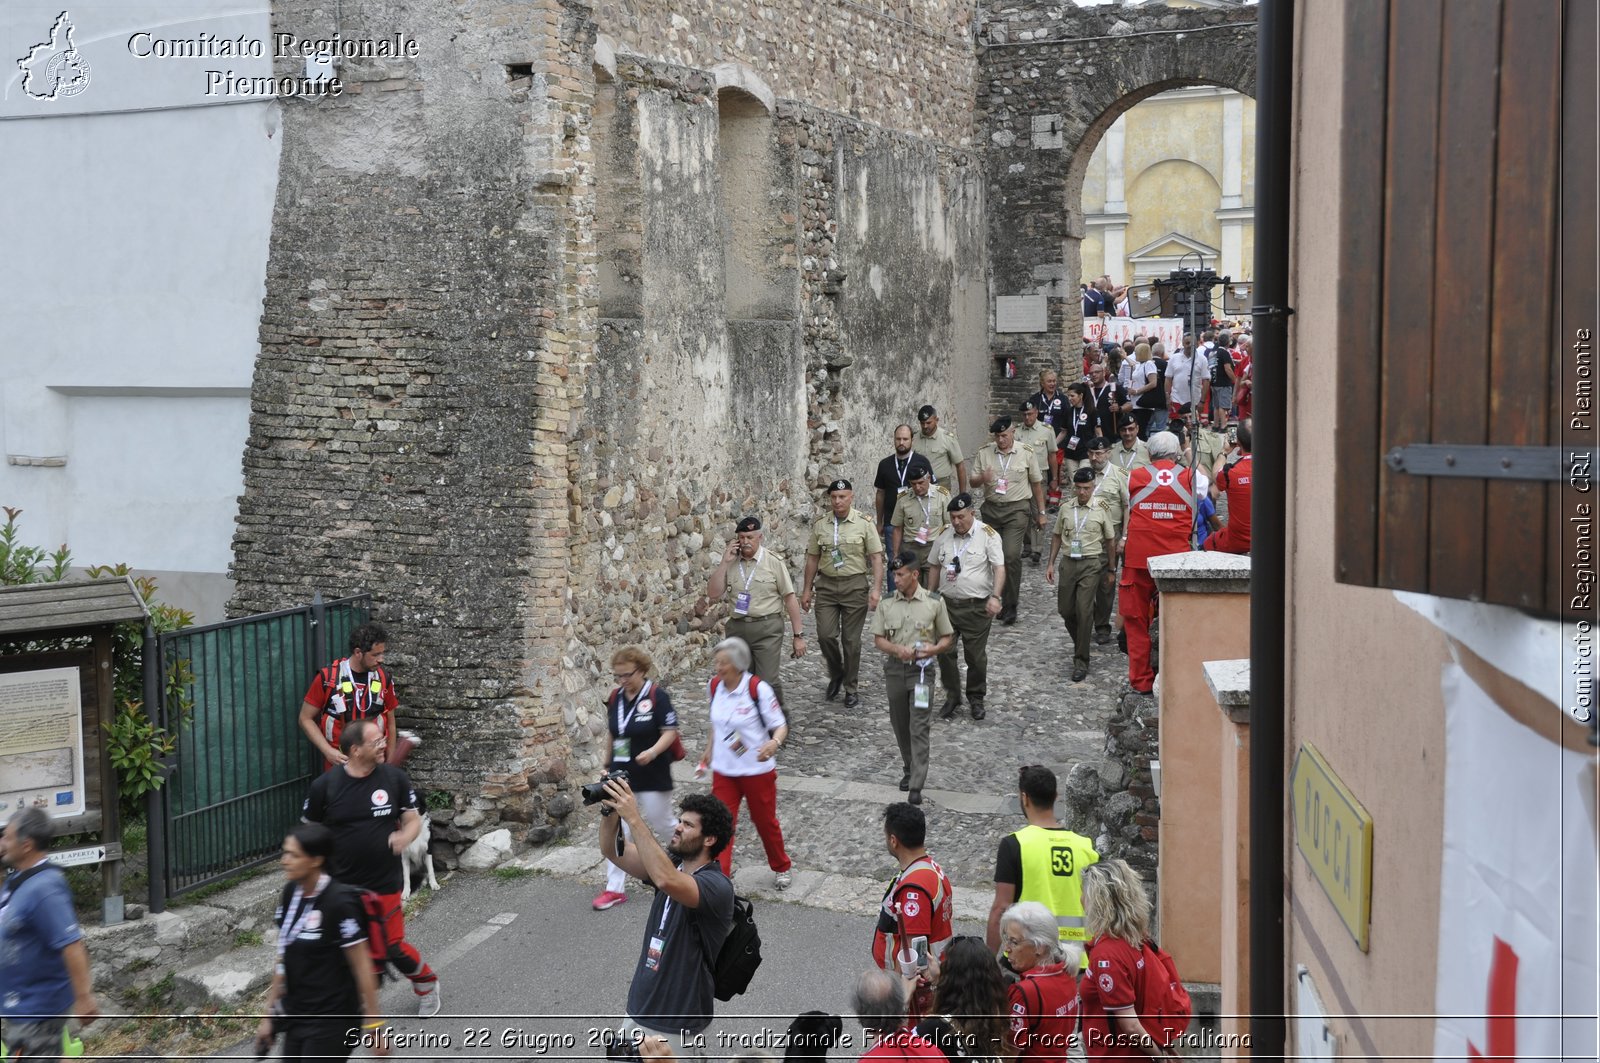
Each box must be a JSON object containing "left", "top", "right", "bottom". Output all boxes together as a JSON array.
[{"left": 0, "top": 317, "right": 1252, "bottom": 1059}]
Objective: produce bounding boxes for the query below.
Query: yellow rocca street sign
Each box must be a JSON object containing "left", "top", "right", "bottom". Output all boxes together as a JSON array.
[{"left": 1290, "top": 742, "right": 1374, "bottom": 951}]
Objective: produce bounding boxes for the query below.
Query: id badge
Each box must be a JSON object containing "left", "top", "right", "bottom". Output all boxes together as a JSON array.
[
  {"left": 945, "top": 562, "right": 959, "bottom": 581},
  {"left": 830, "top": 547, "right": 845, "bottom": 569},
  {"left": 915, "top": 526, "right": 930, "bottom": 545},
  {"left": 646, "top": 936, "right": 665, "bottom": 971},
  {"left": 727, "top": 731, "right": 747, "bottom": 756},
  {"left": 913, "top": 683, "right": 931, "bottom": 709},
  {"left": 612, "top": 737, "right": 631, "bottom": 761},
  {"left": 733, "top": 591, "right": 752, "bottom": 615},
  {"left": 1069, "top": 539, "right": 1083, "bottom": 559},
  {"left": 995, "top": 477, "right": 1009, "bottom": 494},
  {"left": 1068, "top": 435, "right": 1080, "bottom": 450}
]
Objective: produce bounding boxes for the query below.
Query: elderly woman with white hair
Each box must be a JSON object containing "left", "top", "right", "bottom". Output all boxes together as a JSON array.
[
  {"left": 695, "top": 636, "right": 794, "bottom": 887},
  {"left": 1000, "top": 901, "right": 1083, "bottom": 1062}
]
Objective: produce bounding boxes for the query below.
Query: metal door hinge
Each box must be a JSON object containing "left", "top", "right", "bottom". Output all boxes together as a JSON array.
[{"left": 1384, "top": 444, "right": 1590, "bottom": 482}]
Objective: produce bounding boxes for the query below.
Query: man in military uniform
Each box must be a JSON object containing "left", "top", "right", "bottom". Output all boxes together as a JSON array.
[
  {"left": 802, "top": 479, "right": 884, "bottom": 709},
  {"left": 870, "top": 551, "right": 955, "bottom": 805},
  {"left": 912, "top": 405, "right": 968, "bottom": 494},
  {"left": 889, "top": 464, "right": 951, "bottom": 576},
  {"left": 1047, "top": 468, "right": 1118, "bottom": 683},
  {"left": 969, "top": 416, "right": 1046, "bottom": 625},
  {"left": 1085, "top": 438, "right": 1131, "bottom": 645},
  {"left": 925, "top": 493, "right": 1005, "bottom": 720},
  {"left": 709, "top": 516, "right": 807, "bottom": 706},
  {"left": 1108, "top": 414, "right": 1151, "bottom": 475},
  {"left": 1014, "top": 400, "right": 1056, "bottom": 565}
]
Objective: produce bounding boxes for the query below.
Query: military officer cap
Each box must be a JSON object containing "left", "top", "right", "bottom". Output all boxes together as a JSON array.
[
  {"left": 947, "top": 492, "right": 976, "bottom": 513},
  {"left": 989, "top": 415, "right": 1013, "bottom": 434},
  {"left": 1087, "top": 436, "right": 1110, "bottom": 451},
  {"left": 1072, "top": 467, "right": 1096, "bottom": 484},
  {"left": 906, "top": 455, "right": 934, "bottom": 480},
  {"left": 1117, "top": 413, "right": 1139, "bottom": 430},
  {"left": 890, "top": 549, "right": 921, "bottom": 571},
  {"left": 1018, "top": 398, "right": 1040, "bottom": 412},
  {"left": 828, "top": 478, "right": 852, "bottom": 493},
  {"left": 917, "top": 404, "right": 938, "bottom": 422},
  {"left": 735, "top": 516, "right": 762, "bottom": 532}
]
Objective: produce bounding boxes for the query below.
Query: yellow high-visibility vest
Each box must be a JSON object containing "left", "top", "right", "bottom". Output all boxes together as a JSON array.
[{"left": 1013, "top": 824, "right": 1100, "bottom": 944}]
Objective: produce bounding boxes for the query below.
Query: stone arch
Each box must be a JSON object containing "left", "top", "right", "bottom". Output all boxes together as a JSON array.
[
  {"left": 709, "top": 62, "right": 775, "bottom": 115},
  {"left": 980, "top": 2, "right": 1257, "bottom": 413}
]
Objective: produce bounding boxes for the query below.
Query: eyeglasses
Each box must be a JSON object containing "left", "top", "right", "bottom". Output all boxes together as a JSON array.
[{"left": 612, "top": 670, "right": 637, "bottom": 680}]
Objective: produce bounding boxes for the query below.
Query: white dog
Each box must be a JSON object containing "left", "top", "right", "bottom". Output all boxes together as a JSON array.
[{"left": 402, "top": 810, "right": 439, "bottom": 900}]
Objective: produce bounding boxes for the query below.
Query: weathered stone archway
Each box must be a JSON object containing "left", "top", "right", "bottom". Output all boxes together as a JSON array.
[{"left": 979, "top": 1, "right": 1257, "bottom": 413}]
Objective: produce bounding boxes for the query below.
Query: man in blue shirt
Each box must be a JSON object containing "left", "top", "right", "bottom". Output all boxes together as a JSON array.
[{"left": 0, "top": 807, "right": 98, "bottom": 1058}]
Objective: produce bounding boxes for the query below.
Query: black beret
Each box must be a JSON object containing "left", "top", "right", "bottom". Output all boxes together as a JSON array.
[
  {"left": 1072, "top": 467, "right": 1096, "bottom": 484},
  {"left": 917, "top": 405, "right": 937, "bottom": 422},
  {"left": 1086, "top": 436, "right": 1110, "bottom": 451},
  {"left": 1117, "top": 414, "right": 1139, "bottom": 429},
  {"left": 989, "top": 415, "right": 1013, "bottom": 434},
  {"left": 947, "top": 492, "right": 975, "bottom": 513},
  {"left": 1018, "top": 398, "right": 1040, "bottom": 412},
  {"left": 890, "top": 550, "right": 920, "bottom": 571},
  {"left": 907, "top": 455, "right": 934, "bottom": 479},
  {"left": 827, "top": 478, "right": 852, "bottom": 492},
  {"left": 735, "top": 516, "right": 762, "bottom": 532}
]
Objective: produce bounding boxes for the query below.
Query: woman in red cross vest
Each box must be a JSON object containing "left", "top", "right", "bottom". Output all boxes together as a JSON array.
[
  {"left": 1118, "top": 433, "right": 1197, "bottom": 695},
  {"left": 299, "top": 623, "right": 399, "bottom": 771}
]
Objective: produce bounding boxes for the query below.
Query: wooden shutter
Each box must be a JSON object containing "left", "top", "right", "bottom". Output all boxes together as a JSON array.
[{"left": 1335, "top": 0, "right": 1597, "bottom": 620}]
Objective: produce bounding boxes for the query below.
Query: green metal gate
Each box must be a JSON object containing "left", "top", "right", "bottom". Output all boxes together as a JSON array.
[{"left": 149, "top": 593, "right": 369, "bottom": 907}]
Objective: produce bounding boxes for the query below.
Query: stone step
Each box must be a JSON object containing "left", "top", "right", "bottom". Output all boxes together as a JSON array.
[{"left": 174, "top": 942, "right": 277, "bottom": 1007}]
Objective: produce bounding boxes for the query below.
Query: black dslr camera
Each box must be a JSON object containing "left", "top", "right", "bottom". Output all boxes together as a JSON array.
[{"left": 581, "top": 768, "right": 628, "bottom": 805}]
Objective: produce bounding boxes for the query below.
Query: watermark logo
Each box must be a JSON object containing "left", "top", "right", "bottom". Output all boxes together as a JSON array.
[{"left": 17, "top": 11, "right": 92, "bottom": 100}]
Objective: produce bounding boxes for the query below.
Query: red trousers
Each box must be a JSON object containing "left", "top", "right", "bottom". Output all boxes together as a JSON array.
[
  {"left": 1118, "top": 566, "right": 1159, "bottom": 693},
  {"left": 711, "top": 771, "right": 792, "bottom": 876},
  {"left": 1204, "top": 524, "right": 1250, "bottom": 555},
  {"left": 372, "top": 891, "right": 436, "bottom": 991}
]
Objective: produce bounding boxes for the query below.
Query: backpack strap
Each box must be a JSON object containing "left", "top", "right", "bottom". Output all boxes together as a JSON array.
[
  {"left": 1016, "top": 976, "right": 1046, "bottom": 1036},
  {"left": 748, "top": 675, "right": 770, "bottom": 735}
]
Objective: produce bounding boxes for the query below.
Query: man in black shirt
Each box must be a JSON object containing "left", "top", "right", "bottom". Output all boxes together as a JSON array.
[
  {"left": 303, "top": 719, "right": 439, "bottom": 1017},
  {"left": 600, "top": 779, "right": 735, "bottom": 1047},
  {"left": 874, "top": 425, "right": 935, "bottom": 594}
]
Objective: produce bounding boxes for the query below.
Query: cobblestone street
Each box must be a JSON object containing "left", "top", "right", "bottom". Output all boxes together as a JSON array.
[{"left": 594, "top": 549, "right": 1132, "bottom": 894}]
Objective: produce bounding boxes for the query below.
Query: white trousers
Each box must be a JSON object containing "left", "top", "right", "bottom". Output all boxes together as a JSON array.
[{"left": 606, "top": 789, "right": 676, "bottom": 893}]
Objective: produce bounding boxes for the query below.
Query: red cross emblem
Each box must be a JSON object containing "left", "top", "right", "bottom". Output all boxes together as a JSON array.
[{"left": 1155, "top": 469, "right": 1175, "bottom": 487}]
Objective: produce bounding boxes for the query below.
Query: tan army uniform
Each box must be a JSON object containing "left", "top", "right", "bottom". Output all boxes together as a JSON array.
[
  {"left": 1089, "top": 464, "right": 1131, "bottom": 637},
  {"left": 1015, "top": 419, "right": 1056, "bottom": 559},
  {"left": 1052, "top": 499, "right": 1117, "bottom": 672},
  {"left": 913, "top": 426, "right": 965, "bottom": 488},
  {"left": 870, "top": 587, "right": 954, "bottom": 792},
  {"left": 971, "top": 442, "right": 1042, "bottom": 617},
  {"left": 724, "top": 546, "right": 796, "bottom": 706},
  {"left": 1108, "top": 438, "right": 1151, "bottom": 474},
  {"left": 926, "top": 520, "right": 1006, "bottom": 708},
  {"left": 806, "top": 510, "right": 883, "bottom": 698},
  {"left": 890, "top": 485, "right": 952, "bottom": 573}
]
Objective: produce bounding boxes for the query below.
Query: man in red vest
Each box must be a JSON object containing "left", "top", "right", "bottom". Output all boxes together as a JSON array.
[
  {"left": 1204, "top": 418, "right": 1253, "bottom": 555},
  {"left": 1118, "top": 432, "right": 1197, "bottom": 694},
  {"left": 299, "top": 622, "right": 398, "bottom": 770}
]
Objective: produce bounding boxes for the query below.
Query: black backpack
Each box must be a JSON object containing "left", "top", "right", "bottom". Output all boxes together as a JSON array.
[{"left": 702, "top": 893, "right": 762, "bottom": 1000}]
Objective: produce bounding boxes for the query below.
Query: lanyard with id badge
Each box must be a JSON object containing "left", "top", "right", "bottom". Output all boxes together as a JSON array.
[
  {"left": 830, "top": 518, "right": 847, "bottom": 570},
  {"left": 912, "top": 641, "right": 933, "bottom": 710},
  {"left": 994, "top": 451, "right": 1014, "bottom": 496},
  {"left": 734, "top": 555, "right": 758, "bottom": 615},
  {"left": 913, "top": 495, "right": 935, "bottom": 545},
  {"left": 612, "top": 682, "right": 651, "bottom": 764},
  {"left": 1068, "top": 507, "right": 1090, "bottom": 559}
]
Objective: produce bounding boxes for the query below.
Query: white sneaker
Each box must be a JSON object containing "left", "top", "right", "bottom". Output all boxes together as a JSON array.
[
  {"left": 418, "top": 984, "right": 441, "bottom": 1019},
  {"left": 774, "top": 871, "right": 792, "bottom": 891}
]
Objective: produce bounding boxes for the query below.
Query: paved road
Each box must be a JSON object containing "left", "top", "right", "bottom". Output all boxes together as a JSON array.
[{"left": 213, "top": 871, "right": 986, "bottom": 1061}]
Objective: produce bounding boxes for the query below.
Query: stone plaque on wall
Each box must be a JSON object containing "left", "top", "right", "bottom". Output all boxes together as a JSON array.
[{"left": 995, "top": 295, "right": 1048, "bottom": 333}]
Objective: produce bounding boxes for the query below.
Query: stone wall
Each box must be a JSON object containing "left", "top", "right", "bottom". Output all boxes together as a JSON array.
[
  {"left": 977, "top": 0, "right": 1256, "bottom": 416},
  {"left": 233, "top": 0, "right": 598, "bottom": 844},
  {"left": 236, "top": 0, "right": 987, "bottom": 845},
  {"left": 597, "top": 0, "right": 979, "bottom": 144},
  {"left": 1064, "top": 689, "right": 1160, "bottom": 879},
  {"left": 556, "top": 49, "right": 988, "bottom": 786}
]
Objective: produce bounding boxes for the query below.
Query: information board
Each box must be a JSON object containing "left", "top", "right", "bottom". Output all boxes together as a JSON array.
[
  {"left": 996, "top": 295, "right": 1048, "bottom": 333},
  {"left": 0, "top": 667, "right": 87, "bottom": 819}
]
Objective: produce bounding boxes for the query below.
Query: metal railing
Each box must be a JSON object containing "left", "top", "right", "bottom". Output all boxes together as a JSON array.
[{"left": 146, "top": 592, "right": 370, "bottom": 909}]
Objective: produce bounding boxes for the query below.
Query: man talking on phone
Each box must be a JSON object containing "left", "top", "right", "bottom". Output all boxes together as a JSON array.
[{"left": 708, "top": 515, "right": 806, "bottom": 707}]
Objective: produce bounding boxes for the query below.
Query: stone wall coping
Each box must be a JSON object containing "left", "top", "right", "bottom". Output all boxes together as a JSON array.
[
  {"left": 1204, "top": 658, "right": 1251, "bottom": 725},
  {"left": 1146, "top": 551, "right": 1252, "bottom": 594}
]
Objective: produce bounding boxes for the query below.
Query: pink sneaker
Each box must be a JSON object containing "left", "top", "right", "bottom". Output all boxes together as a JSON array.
[{"left": 592, "top": 890, "right": 628, "bottom": 911}]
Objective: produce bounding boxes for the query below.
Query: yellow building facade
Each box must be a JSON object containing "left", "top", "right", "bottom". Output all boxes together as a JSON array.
[{"left": 1080, "top": 86, "right": 1256, "bottom": 285}]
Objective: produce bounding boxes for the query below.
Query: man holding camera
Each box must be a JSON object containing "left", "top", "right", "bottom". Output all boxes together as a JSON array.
[
  {"left": 925, "top": 493, "right": 1005, "bottom": 722},
  {"left": 598, "top": 778, "right": 735, "bottom": 1050}
]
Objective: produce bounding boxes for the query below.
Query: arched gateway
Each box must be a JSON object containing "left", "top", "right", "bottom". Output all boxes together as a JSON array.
[{"left": 980, "top": 2, "right": 1258, "bottom": 414}]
